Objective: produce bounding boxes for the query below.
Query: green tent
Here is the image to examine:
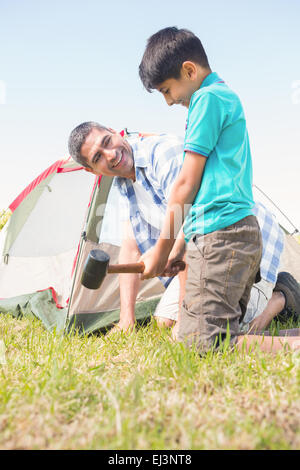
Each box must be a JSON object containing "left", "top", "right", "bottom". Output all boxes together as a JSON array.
[{"left": 0, "top": 148, "right": 165, "bottom": 334}]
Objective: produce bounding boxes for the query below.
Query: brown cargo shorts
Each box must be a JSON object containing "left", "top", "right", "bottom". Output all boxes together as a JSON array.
[{"left": 177, "top": 215, "right": 262, "bottom": 354}]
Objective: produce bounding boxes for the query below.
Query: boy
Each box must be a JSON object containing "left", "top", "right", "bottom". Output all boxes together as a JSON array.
[{"left": 138, "top": 27, "right": 264, "bottom": 353}]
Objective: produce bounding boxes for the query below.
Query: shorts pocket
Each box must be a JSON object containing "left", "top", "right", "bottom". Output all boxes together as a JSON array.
[{"left": 223, "top": 248, "right": 256, "bottom": 307}]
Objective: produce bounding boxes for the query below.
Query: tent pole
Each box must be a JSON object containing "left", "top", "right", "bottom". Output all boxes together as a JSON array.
[
  {"left": 66, "top": 177, "right": 99, "bottom": 321},
  {"left": 253, "top": 184, "right": 299, "bottom": 235}
]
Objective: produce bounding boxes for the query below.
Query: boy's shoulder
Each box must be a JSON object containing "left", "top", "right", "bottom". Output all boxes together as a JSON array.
[
  {"left": 189, "top": 81, "right": 244, "bottom": 123},
  {"left": 191, "top": 80, "right": 241, "bottom": 108}
]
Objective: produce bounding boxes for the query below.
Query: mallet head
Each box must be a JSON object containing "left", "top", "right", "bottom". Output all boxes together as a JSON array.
[{"left": 81, "top": 249, "right": 110, "bottom": 290}]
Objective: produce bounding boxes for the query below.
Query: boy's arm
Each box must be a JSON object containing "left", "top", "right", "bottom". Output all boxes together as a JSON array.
[
  {"left": 141, "top": 151, "right": 207, "bottom": 279},
  {"left": 161, "top": 226, "right": 186, "bottom": 276}
]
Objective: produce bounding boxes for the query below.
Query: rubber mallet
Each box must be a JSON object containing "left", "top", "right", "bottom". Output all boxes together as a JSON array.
[{"left": 81, "top": 249, "right": 185, "bottom": 290}]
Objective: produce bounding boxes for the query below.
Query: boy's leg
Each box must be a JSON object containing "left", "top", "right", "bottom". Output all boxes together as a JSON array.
[{"left": 176, "top": 216, "right": 262, "bottom": 354}]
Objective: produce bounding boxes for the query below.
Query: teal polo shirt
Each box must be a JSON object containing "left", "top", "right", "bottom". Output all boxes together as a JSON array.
[{"left": 183, "top": 72, "right": 254, "bottom": 241}]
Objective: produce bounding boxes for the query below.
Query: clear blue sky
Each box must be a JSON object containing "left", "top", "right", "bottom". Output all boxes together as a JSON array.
[{"left": 1, "top": 0, "right": 300, "bottom": 229}]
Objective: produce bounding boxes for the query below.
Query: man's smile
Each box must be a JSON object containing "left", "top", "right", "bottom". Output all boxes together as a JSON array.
[
  {"left": 112, "top": 151, "right": 124, "bottom": 168},
  {"left": 80, "top": 127, "right": 136, "bottom": 180}
]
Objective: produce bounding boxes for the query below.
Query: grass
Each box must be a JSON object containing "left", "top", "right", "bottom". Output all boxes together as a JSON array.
[{"left": 0, "top": 314, "right": 299, "bottom": 450}]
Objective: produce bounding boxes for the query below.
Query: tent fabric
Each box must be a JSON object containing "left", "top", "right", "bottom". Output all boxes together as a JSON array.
[
  {"left": 67, "top": 297, "right": 160, "bottom": 335},
  {"left": 0, "top": 288, "right": 67, "bottom": 332},
  {"left": 0, "top": 159, "right": 96, "bottom": 306},
  {"left": 8, "top": 170, "right": 93, "bottom": 257},
  {"left": 68, "top": 240, "right": 165, "bottom": 319},
  {"left": 9, "top": 157, "right": 83, "bottom": 213},
  {"left": 0, "top": 250, "right": 75, "bottom": 303},
  {"left": 279, "top": 234, "right": 300, "bottom": 282},
  {"left": 3, "top": 172, "right": 56, "bottom": 256},
  {"left": 9, "top": 159, "right": 66, "bottom": 213}
]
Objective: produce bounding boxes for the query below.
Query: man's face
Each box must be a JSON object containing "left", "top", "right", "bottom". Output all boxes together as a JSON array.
[{"left": 81, "top": 128, "right": 135, "bottom": 180}]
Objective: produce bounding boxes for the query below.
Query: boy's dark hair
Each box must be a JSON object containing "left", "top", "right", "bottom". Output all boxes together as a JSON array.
[
  {"left": 68, "top": 121, "right": 108, "bottom": 168},
  {"left": 139, "top": 26, "right": 210, "bottom": 92}
]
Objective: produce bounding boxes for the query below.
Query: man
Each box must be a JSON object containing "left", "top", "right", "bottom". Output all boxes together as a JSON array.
[
  {"left": 68, "top": 122, "right": 300, "bottom": 350},
  {"left": 68, "top": 122, "right": 186, "bottom": 331}
]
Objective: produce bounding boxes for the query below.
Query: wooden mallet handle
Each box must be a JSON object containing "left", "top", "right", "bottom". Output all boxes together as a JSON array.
[
  {"left": 107, "top": 260, "right": 186, "bottom": 274},
  {"left": 108, "top": 262, "right": 145, "bottom": 274}
]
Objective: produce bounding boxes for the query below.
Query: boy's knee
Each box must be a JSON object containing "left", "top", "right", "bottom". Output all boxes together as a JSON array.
[
  {"left": 178, "top": 330, "right": 238, "bottom": 355},
  {"left": 177, "top": 304, "right": 239, "bottom": 354}
]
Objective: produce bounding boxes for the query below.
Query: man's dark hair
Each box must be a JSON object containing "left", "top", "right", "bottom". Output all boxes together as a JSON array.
[
  {"left": 139, "top": 27, "right": 210, "bottom": 92},
  {"left": 68, "top": 121, "right": 108, "bottom": 168}
]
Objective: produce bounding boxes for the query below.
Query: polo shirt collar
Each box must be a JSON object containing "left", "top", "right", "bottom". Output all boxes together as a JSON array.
[{"left": 200, "top": 72, "right": 224, "bottom": 89}]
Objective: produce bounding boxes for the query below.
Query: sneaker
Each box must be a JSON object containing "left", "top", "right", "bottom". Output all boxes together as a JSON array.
[{"left": 274, "top": 272, "right": 300, "bottom": 320}]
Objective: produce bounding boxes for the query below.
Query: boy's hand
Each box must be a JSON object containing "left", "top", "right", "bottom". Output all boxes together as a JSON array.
[
  {"left": 140, "top": 247, "right": 168, "bottom": 280},
  {"left": 162, "top": 237, "right": 186, "bottom": 277},
  {"left": 162, "top": 253, "right": 184, "bottom": 277}
]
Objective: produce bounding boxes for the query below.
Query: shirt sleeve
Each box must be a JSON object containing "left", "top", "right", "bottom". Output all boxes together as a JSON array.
[
  {"left": 113, "top": 179, "right": 130, "bottom": 222},
  {"left": 153, "top": 137, "right": 184, "bottom": 200},
  {"left": 119, "top": 191, "right": 130, "bottom": 222},
  {"left": 184, "top": 91, "right": 227, "bottom": 157}
]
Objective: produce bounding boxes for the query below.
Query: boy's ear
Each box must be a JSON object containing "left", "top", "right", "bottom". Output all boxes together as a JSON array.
[{"left": 182, "top": 61, "right": 198, "bottom": 80}]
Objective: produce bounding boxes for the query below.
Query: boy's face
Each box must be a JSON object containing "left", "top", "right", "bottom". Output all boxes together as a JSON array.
[{"left": 157, "top": 64, "right": 199, "bottom": 108}]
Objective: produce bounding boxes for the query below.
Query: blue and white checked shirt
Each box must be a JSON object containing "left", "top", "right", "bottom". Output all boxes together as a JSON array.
[
  {"left": 253, "top": 201, "right": 284, "bottom": 284},
  {"left": 114, "top": 134, "right": 184, "bottom": 287},
  {"left": 114, "top": 136, "right": 284, "bottom": 286}
]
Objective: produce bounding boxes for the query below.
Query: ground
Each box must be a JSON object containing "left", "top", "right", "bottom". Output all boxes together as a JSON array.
[{"left": 0, "top": 314, "right": 299, "bottom": 450}]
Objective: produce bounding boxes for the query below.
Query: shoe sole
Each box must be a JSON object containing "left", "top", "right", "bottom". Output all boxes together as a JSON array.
[{"left": 274, "top": 272, "right": 300, "bottom": 318}]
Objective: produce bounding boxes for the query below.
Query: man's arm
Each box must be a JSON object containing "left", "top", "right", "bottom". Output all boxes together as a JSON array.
[{"left": 116, "top": 220, "right": 142, "bottom": 331}]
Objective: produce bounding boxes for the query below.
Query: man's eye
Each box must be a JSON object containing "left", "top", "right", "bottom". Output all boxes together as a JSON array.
[{"left": 104, "top": 136, "right": 111, "bottom": 146}]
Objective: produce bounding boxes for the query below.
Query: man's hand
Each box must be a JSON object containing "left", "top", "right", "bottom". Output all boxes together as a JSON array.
[{"left": 108, "top": 317, "right": 136, "bottom": 335}]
